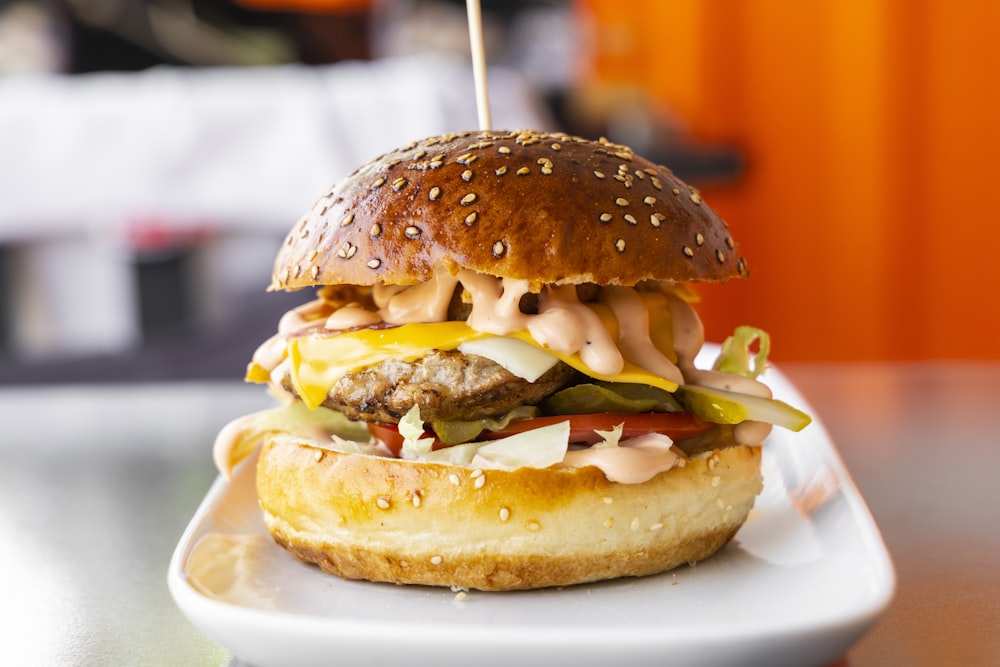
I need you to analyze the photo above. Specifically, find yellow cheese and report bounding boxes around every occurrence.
[288,322,482,408]
[284,321,678,410]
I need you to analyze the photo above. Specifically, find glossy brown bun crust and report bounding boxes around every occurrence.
[270,130,748,291]
[257,434,763,591]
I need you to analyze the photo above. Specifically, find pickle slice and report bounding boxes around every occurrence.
[677,384,812,431]
[541,382,683,415]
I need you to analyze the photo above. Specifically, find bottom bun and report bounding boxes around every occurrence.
[256,435,763,591]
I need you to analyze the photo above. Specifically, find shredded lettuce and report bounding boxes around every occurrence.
[593,422,624,449]
[714,325,771,379]
[470,421,571,470]
[255,401,371,440]
[399,405,435,456]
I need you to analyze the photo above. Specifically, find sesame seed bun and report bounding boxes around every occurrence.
[256,434,762,591]
[270,130,748,290]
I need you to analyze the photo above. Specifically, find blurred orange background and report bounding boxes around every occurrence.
[576,0,1000,362]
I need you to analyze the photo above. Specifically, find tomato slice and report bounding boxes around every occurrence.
[368,422,408,457]
[369,412,712,457]
[476,412,712,445]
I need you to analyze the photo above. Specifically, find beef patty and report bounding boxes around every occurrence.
[283,350,578,424]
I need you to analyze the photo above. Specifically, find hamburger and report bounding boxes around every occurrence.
[213,129,810,591]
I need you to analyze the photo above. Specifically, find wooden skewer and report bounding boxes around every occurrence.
[466,0,492,131]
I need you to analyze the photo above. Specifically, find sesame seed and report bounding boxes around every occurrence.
[457,153,478,164]
[615,197,629,207]
[711,476,721,487]
[516,167,530,176]
[346,245,357,259]
[431,555,443,565]
[310,266,319,279]
[602,497,614,504]
[495,166,508,176]
[498,146,512,154]
[292,263,302,278]
[314,450,324,462]
[404,226,421,239]
[340,213,354,227]
[615,238,626,253]
[308,249,319,262]
[470,469,483,478]
[624,214,637,225]
[369,223,381,237]
[650,522,664,531]
[376,496,391,510]
[367,258,381,269]
[650,214,664,227]
[672,188,681,196]
[683,246,695,257]
[541,166,553,175]
[614,150,632,161]
[603,517,614,528]
[634,170,646,180]
[411,491,422,507]
[526,520,541,532]
[462,169,474,182]
[492,241,506,257]
[499,507,510,522]
[461,193,477,205]
[630,517,640,531]
[696,233,705,245]
[429,186,441,201]
[643,196,656,205]
[716,249,726,263]
[337,242,352,258]
[372,177,386,189]
[391,177,407,191]
[599,213,613,223]
[690,190,703,204]
[644,168,657,176]
[726,236,735,249]
[551,143,562,150]
[651,178,663,190]
[465,212,478,225]
[449,473,460,486]
[414,149,427,159]
[594,170,606,179]
[474,475,486,489]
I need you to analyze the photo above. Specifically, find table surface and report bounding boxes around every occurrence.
[1,362,997,666]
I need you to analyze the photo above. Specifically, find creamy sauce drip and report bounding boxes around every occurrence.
[601,286,684,385]
[561,434,683,483]
[379,265,459,324]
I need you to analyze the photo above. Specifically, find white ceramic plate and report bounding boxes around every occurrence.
[169,363,895,667]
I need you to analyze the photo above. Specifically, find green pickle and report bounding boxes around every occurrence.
[541,382,683,415]
[677,384,812,431]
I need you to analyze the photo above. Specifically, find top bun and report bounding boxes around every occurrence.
[270,130,748,290]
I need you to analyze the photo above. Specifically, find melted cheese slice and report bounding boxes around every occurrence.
[281,322,679,410]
